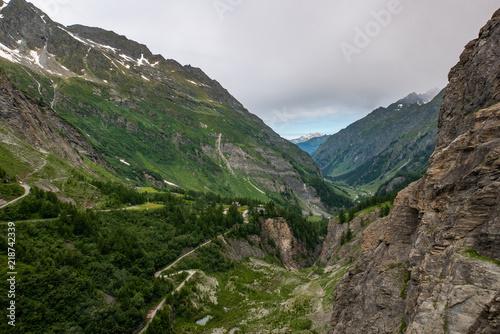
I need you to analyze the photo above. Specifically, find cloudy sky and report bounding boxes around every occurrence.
[29,0,500,139]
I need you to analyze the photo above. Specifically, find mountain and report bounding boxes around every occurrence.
[0,0,349,212]
[290,133,326,144]
[327,8,500,333]
[313,89,444,191]
[420,87,441,103]
[295,134,331,155]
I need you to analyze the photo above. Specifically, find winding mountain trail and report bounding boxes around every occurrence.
[155,239,213,278]
[140,231,230,333]
[137,270,198,334]
[142,226,237,333]
[0,184,31,209]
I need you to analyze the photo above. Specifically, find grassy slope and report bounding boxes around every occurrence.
[314,92,444,193]
[170,257,349,333]
[0,56,332,208]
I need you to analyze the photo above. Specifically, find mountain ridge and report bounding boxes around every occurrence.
[290,133,327,144]
[294,134,331,155]
[0,0,349,212]
[313,88,444,191]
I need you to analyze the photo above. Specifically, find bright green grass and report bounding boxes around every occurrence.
[137,187,160,193]
[307,215,325,223]
[361,201,393,215]
[0,145,32,177]
[461,249,500,266]
[131,203,164,210]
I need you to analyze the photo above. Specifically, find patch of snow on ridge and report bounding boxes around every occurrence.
[141,75,150,81]
[91,41,118,52]
[40,15,46,23]
[164,180,180,187]
[0,0,9,11]
[58,27,88,44]
[58,27,119,53]
[137,54,149,66]
[119,159,131,166]
[120,54,135,62]
[30,50,42,67]
[186,79,209,87]
[0,43,22,63]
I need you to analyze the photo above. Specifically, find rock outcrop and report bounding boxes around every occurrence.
[318,209,382,267]
[260,218,320,269]
[0,70,103,170]
[329,8,500,334]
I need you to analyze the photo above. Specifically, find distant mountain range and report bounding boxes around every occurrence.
[292,134,331,155]
[290,133,327,144]
[0,0,350,212]
[313,89,444,191]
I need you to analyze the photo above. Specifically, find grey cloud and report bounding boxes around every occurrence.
[30,0,500,136]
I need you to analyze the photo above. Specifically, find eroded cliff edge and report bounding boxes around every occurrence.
[329,8,500,334]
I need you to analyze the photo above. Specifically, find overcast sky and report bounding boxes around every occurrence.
[28,0,500,139]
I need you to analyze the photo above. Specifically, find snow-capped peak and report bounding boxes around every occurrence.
[290,133,325,144]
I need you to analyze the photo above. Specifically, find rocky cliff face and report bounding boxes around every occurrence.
[328,8,500,334]
[260,218,320,269]
[0,69,103,172]
[318,209,381,268]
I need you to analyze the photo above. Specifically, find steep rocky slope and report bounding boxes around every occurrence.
[313,90,444,190]
[0,0,348,211]
[0,70,101,167]
[328,8,500,334]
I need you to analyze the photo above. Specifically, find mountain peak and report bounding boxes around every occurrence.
[420,87,441,103]
[290,133,326,144]
[0,0,54,50]
[396,88,442,108]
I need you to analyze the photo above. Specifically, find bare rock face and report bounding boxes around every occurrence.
[318,209,381,267]
[436,9,500,150]
[261,218,320,269]
[0,70,104,171]
[329,9,500,334]
[223,236,266,262]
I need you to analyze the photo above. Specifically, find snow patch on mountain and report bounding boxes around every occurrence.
[164,180,180,188]
[0,0,9,12]
[290,133,325,144]
[119,159,131,166]
[58,27,119,53]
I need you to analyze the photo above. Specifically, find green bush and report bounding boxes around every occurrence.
[290,317,312,330]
